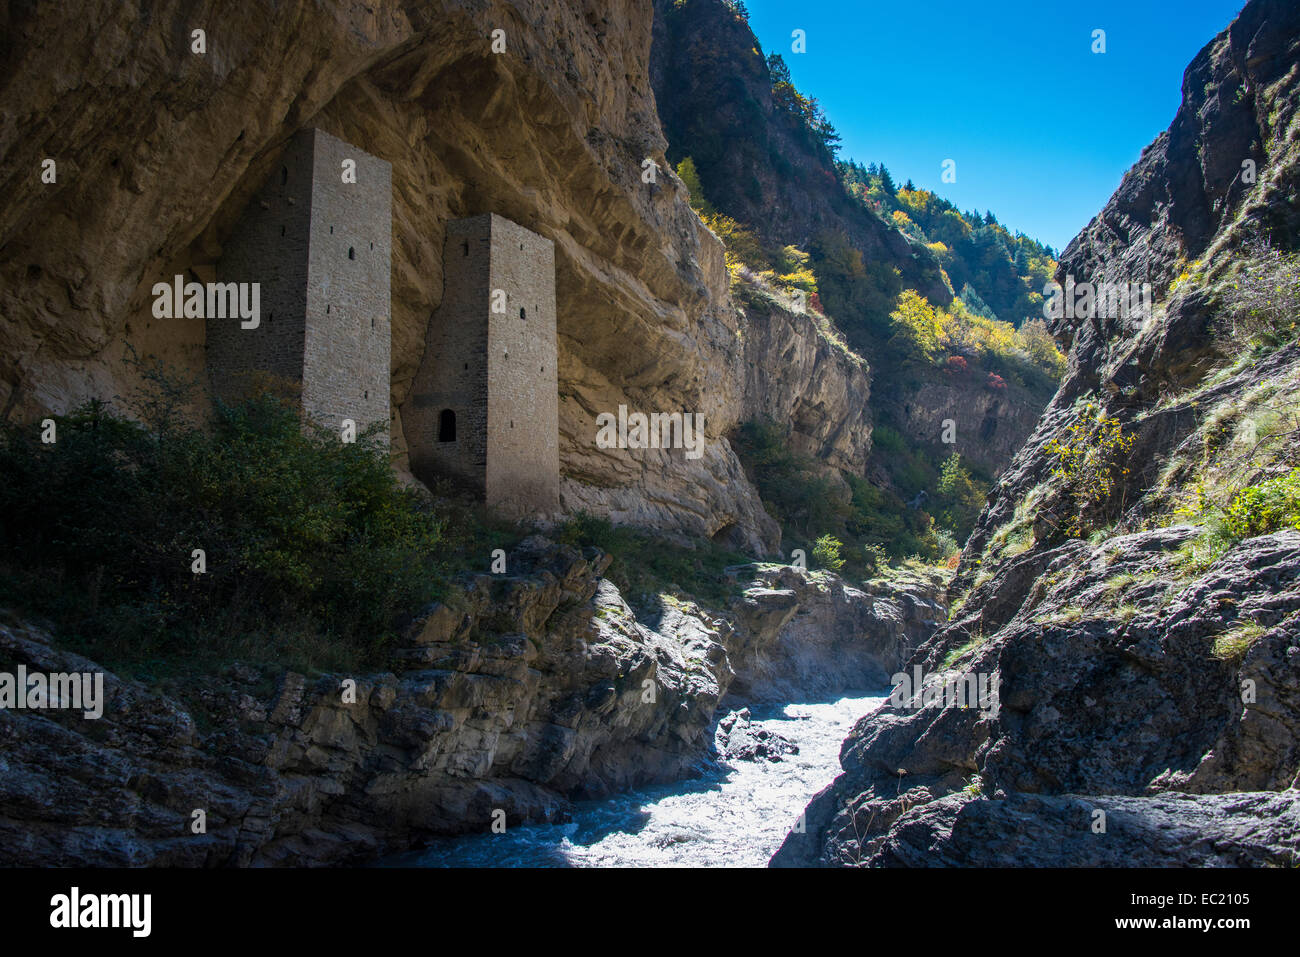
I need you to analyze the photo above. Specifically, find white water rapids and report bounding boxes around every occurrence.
[395,691,887,868]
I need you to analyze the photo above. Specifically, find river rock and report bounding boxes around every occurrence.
[715,708,797,763]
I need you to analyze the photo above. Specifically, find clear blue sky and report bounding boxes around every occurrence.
[742,0,1246,252]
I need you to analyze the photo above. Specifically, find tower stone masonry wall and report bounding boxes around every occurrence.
[405,213,560,517]
[209,134,313,395]
[406,218,492,493]
[212,128,391,443]
[486,215,560,517]
[214,133,555,516]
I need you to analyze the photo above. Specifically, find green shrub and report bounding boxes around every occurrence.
[1041,404,1135,537]
[1221,468,1300,540]
[933,452,984,537]
[1217,240,1300,349]
[862,542,889,573]
[871,424,906,454]
[675,156,714,216]
[0,390,444,675]
[812,534,845,572]
[932,528,960,560]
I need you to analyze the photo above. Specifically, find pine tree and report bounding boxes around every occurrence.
[766,52,791,86]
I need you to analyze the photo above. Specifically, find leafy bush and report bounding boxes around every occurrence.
[1040,404,1136,537]
[769,244,819,301]
[889,289,945,359]
[933,453,985,537]
[703,210,770,271]
[1017,318,1067,377]
[862,542,889,574]
[871,424,907,454]
[1217,239,1300,349]
[1221,468,1300,540]
[675,156,714,216]
[0,388,443,675]
[887,290,1065,381]
[933,528,960,559]
[812,534,845,572]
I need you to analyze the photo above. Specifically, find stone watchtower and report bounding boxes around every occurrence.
[404,214,560,517]
[210,128,392,441]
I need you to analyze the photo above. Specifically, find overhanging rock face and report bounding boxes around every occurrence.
[0,0,862,555]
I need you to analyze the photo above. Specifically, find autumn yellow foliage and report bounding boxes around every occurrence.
[889,290,1066,376]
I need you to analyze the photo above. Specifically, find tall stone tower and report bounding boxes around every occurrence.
[210,128,391,442]
[404,214,560,517]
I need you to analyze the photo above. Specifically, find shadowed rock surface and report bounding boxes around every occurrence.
[0,540,934,865]
[848,791,1300,867]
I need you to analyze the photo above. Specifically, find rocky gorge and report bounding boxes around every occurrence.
[2,0,1296,872]
[0,0,1041,867]
[774,0,1300,868]
[0,538,942,866]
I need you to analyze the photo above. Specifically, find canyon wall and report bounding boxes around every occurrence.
[0,0,882,554]
[777,0,1300,867]
[649,0,1051,490]
[649,0,949,299]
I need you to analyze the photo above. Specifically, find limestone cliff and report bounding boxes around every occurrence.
[649,0,1052,494]
[777,0,1300,867]
[0,0,879,554]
